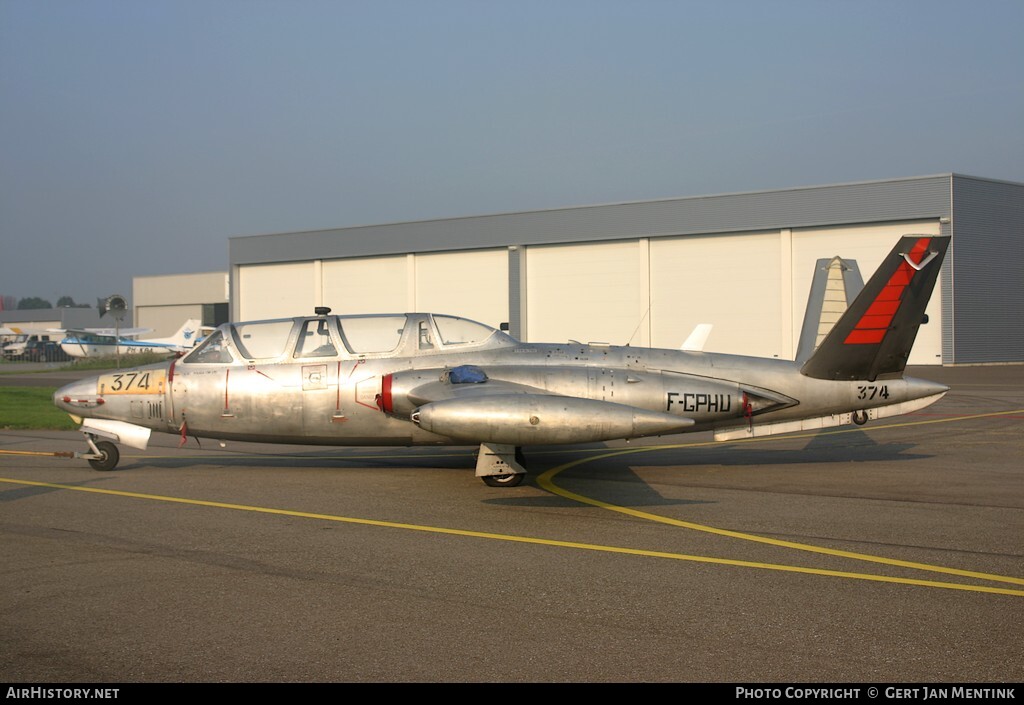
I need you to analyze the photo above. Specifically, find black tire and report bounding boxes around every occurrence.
[88,441,120,471]
[482,473,524,488]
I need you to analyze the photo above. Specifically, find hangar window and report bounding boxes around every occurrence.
[338,315,406,354]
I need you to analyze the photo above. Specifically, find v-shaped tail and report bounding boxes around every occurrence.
[800,235,949,382]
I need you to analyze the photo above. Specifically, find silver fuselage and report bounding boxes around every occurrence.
[54,313,947,448]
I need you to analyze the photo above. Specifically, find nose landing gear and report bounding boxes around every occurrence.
[84,435,120,471]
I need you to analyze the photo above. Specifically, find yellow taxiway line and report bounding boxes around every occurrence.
[1,408,1021,596]
[537,408,1024,590]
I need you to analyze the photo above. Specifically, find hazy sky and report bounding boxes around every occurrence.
[2,0,1022,308]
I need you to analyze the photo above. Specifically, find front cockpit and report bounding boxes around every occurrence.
[181,311,518,366]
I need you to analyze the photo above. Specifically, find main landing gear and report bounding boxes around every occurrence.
[476,443,527,487]
[482,473,524,487]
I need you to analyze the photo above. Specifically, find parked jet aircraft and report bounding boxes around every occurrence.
[54,236,950,486]
[57,319,208,359]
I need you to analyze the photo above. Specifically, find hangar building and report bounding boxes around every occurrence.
[132,271,229,336]
[0,308,103,332]
[228,174,1024,365]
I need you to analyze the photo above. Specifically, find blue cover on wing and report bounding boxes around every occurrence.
[448,365,488,384]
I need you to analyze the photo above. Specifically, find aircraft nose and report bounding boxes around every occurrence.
[53,377,102,414]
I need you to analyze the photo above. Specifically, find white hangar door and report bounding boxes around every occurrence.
[322,255,409,314]
[649,233,785,359]
[320,250,509,326]
[136,306,202,339]
[525,241,646,345]
[237,262,317,320]
[415,250,509,330]
[791,221,943,365]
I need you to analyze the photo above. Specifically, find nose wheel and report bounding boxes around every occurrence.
[85,436,120,471]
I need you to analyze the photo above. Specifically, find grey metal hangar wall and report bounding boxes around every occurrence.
[229,174,1024,365]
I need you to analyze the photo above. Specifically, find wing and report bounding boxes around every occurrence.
[57,326,155,338]
[7,327,56,335]
[383,364,694,445]
[84,327,154,338]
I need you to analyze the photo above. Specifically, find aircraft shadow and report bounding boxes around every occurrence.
[119,446,478,472]
[486,429,931,508]
[111,429,930,510]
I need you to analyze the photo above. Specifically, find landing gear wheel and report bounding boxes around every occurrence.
[482,473,524,488]
[88,441,120,471]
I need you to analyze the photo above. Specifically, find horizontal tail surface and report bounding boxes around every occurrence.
[800,235,949,382]
[795,256,864,364]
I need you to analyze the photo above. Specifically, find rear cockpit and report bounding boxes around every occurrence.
[181,311,517,365]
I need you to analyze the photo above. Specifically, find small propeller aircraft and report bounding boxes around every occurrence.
[54,236,950,487]
[56,319,208,359]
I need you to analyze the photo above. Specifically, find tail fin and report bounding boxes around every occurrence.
[800,235,949,382]
[794,255,864,364]
[169,319,203,346]
[681,323,714,352]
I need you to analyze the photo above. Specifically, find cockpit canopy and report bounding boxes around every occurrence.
[181,313,516,365]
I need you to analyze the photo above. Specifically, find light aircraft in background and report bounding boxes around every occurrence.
[54,236,950,487]
[56,319,209,359]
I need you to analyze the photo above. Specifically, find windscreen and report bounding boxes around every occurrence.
[182,329,233,364]
[432,315,496,346]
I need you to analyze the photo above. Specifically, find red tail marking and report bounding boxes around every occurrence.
[865,300,900,317]
[906,238,931,266]
[844,237,932,345]
[845,329,886,345]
